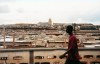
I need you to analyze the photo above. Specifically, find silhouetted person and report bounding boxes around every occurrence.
[59,25,81,64]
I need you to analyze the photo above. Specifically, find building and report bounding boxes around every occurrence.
[0,48,100,64]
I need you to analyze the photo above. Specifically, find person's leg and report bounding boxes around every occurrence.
[65,59,74,64]
[74,60,82,64]
[65,60,82,64]
[65,59,82,64]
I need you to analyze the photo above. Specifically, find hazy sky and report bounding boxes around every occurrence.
[0,0,100,25]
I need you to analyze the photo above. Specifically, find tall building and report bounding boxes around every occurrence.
[48,18,53,26]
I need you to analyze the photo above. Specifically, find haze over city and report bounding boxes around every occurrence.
[0,1,100,64]
[0,0,100,25]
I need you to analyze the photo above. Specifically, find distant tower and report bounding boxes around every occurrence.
[48,18,53,26]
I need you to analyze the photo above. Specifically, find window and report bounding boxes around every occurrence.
[96,55,100,58]
[84,55,93,58]
[47,55,57,59]
[35,56,44,59]
[13,56,23,60]
[0,57,8,60]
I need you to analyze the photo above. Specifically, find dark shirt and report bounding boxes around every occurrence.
[68,34,80,60]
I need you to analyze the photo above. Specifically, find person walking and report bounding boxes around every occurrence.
[59,25,81,64]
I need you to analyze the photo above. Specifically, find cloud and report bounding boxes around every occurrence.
[0,0,100,25]
[0,5,10,13]
[16,8,24,13]
[0,0,16,3]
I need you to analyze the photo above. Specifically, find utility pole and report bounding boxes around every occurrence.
[29,51,34,64]
[3,27,6,49]
[12,33,15,48]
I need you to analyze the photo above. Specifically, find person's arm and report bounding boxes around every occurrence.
[59,51,67,59]
[59,49,71,59]
[59,37,75,59]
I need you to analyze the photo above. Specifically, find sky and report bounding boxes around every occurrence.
[0,0,100,25]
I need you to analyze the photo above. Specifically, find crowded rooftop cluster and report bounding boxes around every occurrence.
[0,19,100,48]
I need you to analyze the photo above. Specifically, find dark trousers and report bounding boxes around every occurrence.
[65,59,81,64]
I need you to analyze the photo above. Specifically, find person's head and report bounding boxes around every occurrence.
[66,25,73,34]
